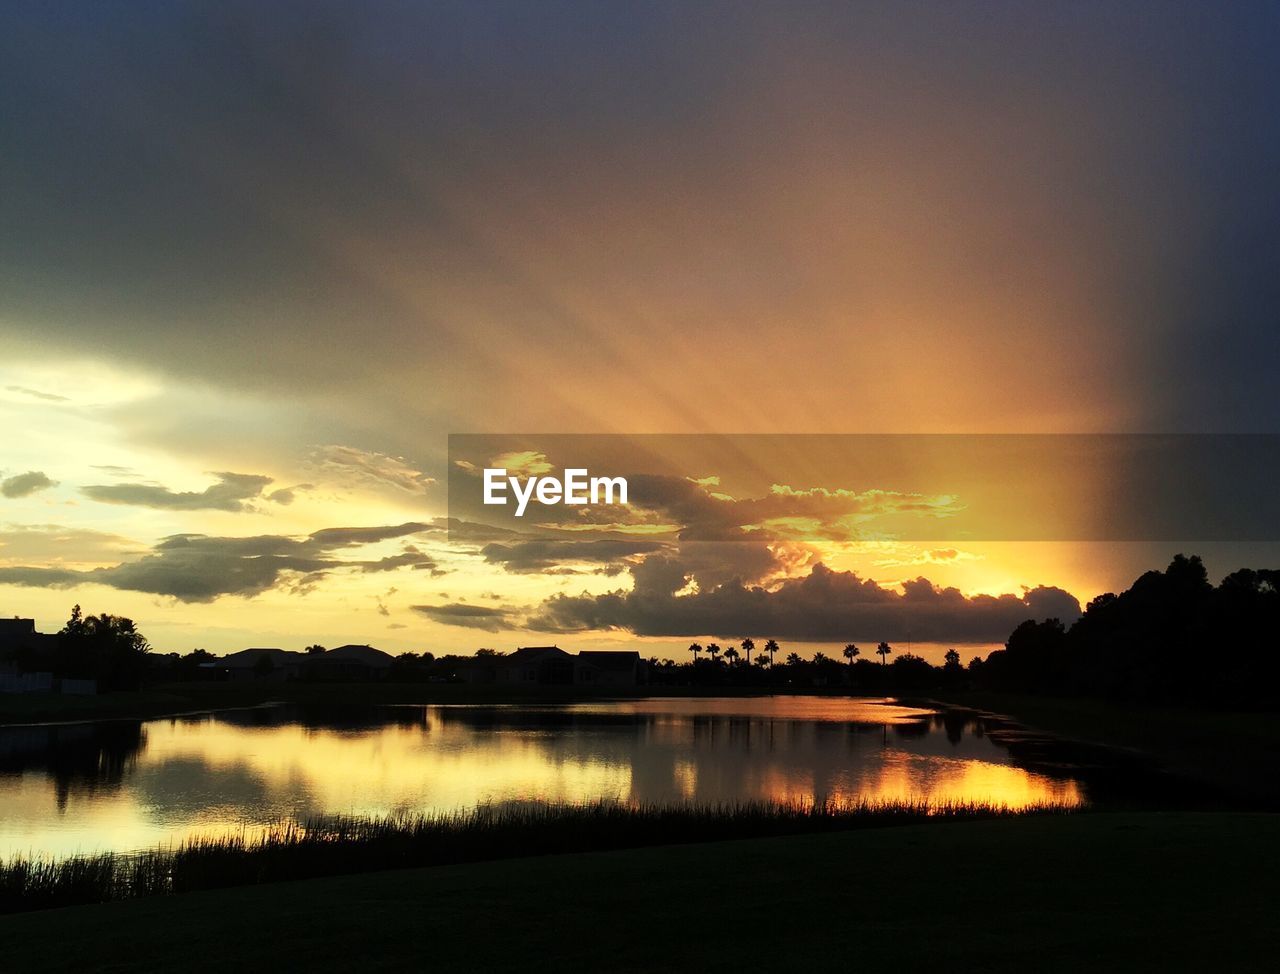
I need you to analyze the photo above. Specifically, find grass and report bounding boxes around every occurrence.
[0,798,1069,914]
[1,812,1277,973]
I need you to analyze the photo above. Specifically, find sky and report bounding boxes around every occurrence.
[2,1,1279,660]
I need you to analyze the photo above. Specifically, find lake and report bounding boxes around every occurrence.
[0,695,1092,860]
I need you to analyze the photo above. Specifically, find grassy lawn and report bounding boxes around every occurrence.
[3,812,1277,973]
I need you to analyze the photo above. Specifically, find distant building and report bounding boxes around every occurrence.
[299,644,394,681]
[0,617,60,693]
[495,646,646,687]
[0,617,57,658]
[497,646,576,685]
[218,648,301,682]
[575,651,646,687]
[212,644,396,682]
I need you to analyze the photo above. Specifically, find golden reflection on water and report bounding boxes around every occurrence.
[0,697,1083,859]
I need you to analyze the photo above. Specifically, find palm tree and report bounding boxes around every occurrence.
[740,637,755,667]
[724,645,740,666]
[707,642,721,664]
[843,643,860,668]
[764,639,779,668]
[876,641,892,666]
[755,654,769,667]
[689,642,703,663]
[785,652,803,666]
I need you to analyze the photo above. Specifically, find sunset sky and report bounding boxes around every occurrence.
[2,1,1279,660]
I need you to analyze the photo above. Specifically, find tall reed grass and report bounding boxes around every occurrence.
[1,798,1075,914]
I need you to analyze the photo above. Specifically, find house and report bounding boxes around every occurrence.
[218,648,303,681]
[496,646,576,685]
[299,644,394,681]
[574,651,646,687]
[212,644,396,682]
[0,618,59,693]
[495,647,646,687]
[0,617,57,659]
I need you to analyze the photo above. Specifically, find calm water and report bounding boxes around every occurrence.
[0,696,1088,859]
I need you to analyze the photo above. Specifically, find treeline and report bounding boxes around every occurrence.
[978,554,1280,708]
[645,641,964,692]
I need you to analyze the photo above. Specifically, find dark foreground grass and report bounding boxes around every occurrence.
[1,812,1277,974]
[0,799,1068,914]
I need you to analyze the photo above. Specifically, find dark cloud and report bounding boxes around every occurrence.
[3,1,1276,437]
[0,566,82,587]
[412,602,516,633]
[0,521,438,602]
[308,523,429,547]
[1,471,56,498]
[82,472,274,512]
[481,539,669,573]
[527,561,1081,644]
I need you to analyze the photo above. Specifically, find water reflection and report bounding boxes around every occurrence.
[0,696,1088,859]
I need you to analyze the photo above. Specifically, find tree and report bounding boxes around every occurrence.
[764,639,780,668]
[943,648,962,674]
[688,642,703,663]
[706,642,722,663]
[57,605,150,691]
[724,646,740,666]
[305,644,327,655]
[876,641,893,666]
[755,654,769,667]
[843,643,860,667]
[740,638,755,667]
[785,652,803,666]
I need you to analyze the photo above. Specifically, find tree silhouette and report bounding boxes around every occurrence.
[785,652,803,666]
[740,637,755,667]
[688,642,703,663]
[755,654,769,667]
[765,639,779,668]
[724,645,740,666]
[876,641,893,666]
[57,604,150,691]
[706,642,721,663]
[843,643,860,668]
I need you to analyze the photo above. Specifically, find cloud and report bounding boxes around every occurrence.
[488,451,553,477]
[0,521,438,602]
[1,471,57,498]
[5,385,68,402]
[526,558,1081,644]
[266,485,311,505]
[0,524,146,565]
[81,471,274,512]
[412,602,517,632]
[480,539,669,573]
[310,445,435,494]
[461,470,966,544]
